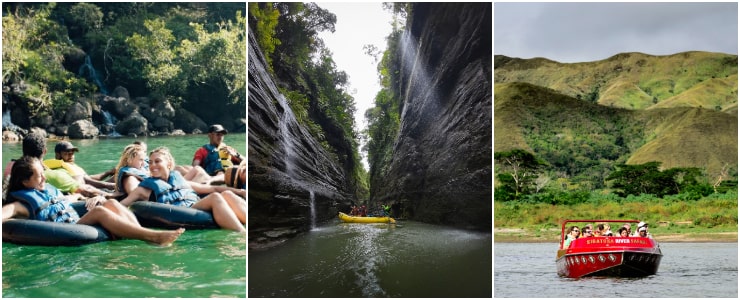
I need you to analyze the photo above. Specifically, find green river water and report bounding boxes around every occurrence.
[2,133,246,297]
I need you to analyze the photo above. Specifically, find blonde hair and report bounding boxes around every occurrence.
[114,144,146,191]
[149,146,176,170]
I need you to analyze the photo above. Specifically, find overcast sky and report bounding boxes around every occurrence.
[494,2,738,63]
[316,2,395,169]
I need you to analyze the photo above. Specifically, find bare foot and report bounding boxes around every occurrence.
[151,228,186,246]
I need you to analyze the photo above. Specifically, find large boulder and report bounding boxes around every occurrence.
[100,95,137,119]
[64,101,92,124]
[173,108,207,133]
[110,86,130,102]
[116,111,148,136]
[68,119,99,139]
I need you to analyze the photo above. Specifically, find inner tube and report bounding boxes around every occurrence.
[129,201,219,230]
[2,202,111,246]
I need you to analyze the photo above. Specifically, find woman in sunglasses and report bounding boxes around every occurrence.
[563,226,581,248]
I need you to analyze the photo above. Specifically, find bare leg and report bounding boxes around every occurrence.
[102,199,139,225]
[221,191,246,224]
[176,165,211,184]
[191,193,245,232]
[78,206,185,245]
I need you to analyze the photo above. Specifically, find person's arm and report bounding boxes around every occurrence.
[2,202,30,221]
[192,147,206,167]
[119,186,151,207]
[84,176,116,190]
[88,167,116,181]
[189,181,246,198]
[223,146,243,164]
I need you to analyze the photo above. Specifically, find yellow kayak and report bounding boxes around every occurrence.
[338,212,396,224]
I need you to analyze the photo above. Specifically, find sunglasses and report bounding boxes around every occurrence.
[585,230,593,233]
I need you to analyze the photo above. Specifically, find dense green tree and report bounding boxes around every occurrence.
[494,149,548,198]
[606,162,709,197]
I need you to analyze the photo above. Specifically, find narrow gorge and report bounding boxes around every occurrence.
[247,2,492,249]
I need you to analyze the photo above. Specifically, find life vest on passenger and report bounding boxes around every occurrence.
[43,159,86,177]
[138,171,198,207]
[116,166,149,192]
[201,144,233,175]
[8,183,79,223]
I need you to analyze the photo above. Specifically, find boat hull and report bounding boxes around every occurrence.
[556,237,662,278]
[557,251,662,278]
[338,212,396,223]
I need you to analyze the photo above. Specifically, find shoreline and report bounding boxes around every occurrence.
[494,229,738,243]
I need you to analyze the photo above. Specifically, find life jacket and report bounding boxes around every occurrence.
[43,159,86,177]
[8,183,80,223]
[202,144,233,175]
[138,171,198,207]
[116,166,149,192]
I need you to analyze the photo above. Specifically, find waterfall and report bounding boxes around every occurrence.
[79,55,108,95]
[398,30,439,122]
[2,110,20,131]
[102,110,122,137]
[309,190,316,230]
[276,94,299,179]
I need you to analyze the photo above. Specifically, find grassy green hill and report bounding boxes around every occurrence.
[494,82,737,188]
[495,51,738,112]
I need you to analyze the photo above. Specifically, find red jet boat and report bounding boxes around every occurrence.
[556,219,662,278]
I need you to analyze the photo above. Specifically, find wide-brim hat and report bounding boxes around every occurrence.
[55,141,79,153]
[208,124,228,134]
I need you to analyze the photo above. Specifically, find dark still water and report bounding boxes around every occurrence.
[248,221,492,297]
[494,242,737,297]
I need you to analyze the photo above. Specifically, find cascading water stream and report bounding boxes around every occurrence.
[102,110,122,137]
[309,190,316,230]
[276,94,298,179]
[2,110,20,132]
[398,30,438,121]
[79,55,108,95]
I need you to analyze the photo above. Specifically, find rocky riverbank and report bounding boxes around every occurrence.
[3,84,246,142]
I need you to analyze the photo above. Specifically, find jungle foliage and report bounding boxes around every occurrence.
[2,2,246,123]
[248,2,368,199]
[364,3,408,189]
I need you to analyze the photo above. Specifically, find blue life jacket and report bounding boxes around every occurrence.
[8,183,79,223]
[116,166,149,192]
[201,144,234,175]
[138,171,198,207]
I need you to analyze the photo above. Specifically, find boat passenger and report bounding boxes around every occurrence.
[382,203,391,217]
[563,226,580,248]
[622,223,632,236]
[582,224,594,238]
[618,227,629,237]
[119,147,246,232]
[602,223,614,236]
[633,221,648,237]
[113,144,150,195]
[2,156,185,246]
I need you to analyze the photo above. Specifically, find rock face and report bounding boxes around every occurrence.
[371,3,492,231]
[248,29,354,249]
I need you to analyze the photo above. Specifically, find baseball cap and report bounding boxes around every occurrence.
[637,221,647,228]
[55,141,79,153]
[208,124,228,134]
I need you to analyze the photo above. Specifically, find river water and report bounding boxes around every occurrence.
[248,221,492,297]
[494,242,738,297]
[2,134,246,297]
